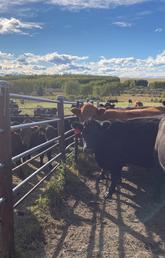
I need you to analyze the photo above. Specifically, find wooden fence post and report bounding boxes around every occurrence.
[57,99,65,161]
[0,81,14,258]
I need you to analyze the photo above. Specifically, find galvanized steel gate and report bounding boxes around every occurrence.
[0,81,79,258]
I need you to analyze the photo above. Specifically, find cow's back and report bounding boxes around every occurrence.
[95,117,160,169]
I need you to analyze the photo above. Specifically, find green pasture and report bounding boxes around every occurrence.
[14,94,163,117]
[15,99,73,116]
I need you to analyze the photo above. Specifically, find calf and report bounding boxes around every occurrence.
[74,118,163,199]
[11,130,25,178]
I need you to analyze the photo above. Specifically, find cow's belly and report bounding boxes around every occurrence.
[95,148,155,171]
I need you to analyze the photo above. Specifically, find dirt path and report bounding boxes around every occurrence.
[15,154,165,258]
[15,155,165,258]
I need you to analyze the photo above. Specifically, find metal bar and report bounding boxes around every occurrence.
[65,134,75,142]
[12,136,60,162]
[12,142,59,172]
[11,118,60,131]
[13,163,60,208]
[0,80,15,257]
[64,115,76,120]
[0,163,5,169]
[64,129,74,136]
[0,197,5,205]
[13,152,62,194]
[63,100,77,105]
[65,141,75,151]
[10,93,59,104]
[57,100,65,160]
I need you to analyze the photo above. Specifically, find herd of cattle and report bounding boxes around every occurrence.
[11,116,77,177]
[11,101,165,201]
[71,103,165,200]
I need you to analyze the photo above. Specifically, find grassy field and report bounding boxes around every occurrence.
[120,77,165,83]
[13,94,163,117]
[14,99,73,116]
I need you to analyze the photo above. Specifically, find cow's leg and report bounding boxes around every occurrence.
[105,168,121,199]
[40,154,44,166]
[47,150,52,161]
[46,150,53,169]
[154,167,164,201]
[15,160,25,179]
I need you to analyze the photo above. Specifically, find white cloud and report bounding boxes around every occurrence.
[16,52,88,64]
[155,27,163,33]
[0,51,13,59]
[0,17,42,34]
[112,21,132,27]
[1,50,165,77]
[0,0,150,12]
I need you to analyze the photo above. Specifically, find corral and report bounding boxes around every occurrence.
[0,81,80,258]
[0,81,165,258]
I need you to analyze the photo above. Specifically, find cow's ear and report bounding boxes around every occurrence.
[71,107,81,117]
[97,108,106,116]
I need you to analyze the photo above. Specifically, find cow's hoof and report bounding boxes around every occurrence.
[104,192,112,200]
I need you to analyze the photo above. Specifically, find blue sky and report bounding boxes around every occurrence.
[0,0,165,77]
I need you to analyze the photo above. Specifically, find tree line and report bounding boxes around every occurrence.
[1,75,164,98]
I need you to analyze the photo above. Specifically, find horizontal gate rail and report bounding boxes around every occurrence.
[12,142,59,172]
[64,115,76,120]
[13,162,60,208]
[63,100,77,105]
[10,93,60,103]
[64,129,74,136]
[65,141,75,150]
[13,152,62,194]
[11,118,60,131]
[12,136,60,162]
[65,134,75,142]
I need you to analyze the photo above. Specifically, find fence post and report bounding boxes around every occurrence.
[0,81,14,258]
[57,99,65,161]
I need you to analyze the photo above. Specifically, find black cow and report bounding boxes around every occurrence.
[48,116,79,147]
[11,130,26,178]
[74,117,163,199]
[45,125,58,160]
[154,117,165,172]
[30,126,48,165]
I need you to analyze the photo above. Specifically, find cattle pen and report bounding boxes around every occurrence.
[0,81,80,258]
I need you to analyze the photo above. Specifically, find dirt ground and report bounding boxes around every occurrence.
[14,153,165,258]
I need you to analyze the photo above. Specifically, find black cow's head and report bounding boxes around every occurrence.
[72,120,111,153]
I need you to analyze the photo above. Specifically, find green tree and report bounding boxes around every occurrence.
[64,80,80,96]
